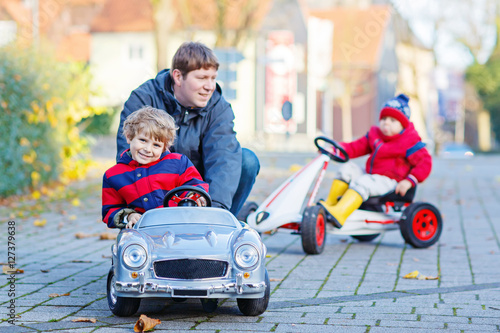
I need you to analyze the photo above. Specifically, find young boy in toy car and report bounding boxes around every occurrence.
[102,106,208,229]
[319,93,432,228]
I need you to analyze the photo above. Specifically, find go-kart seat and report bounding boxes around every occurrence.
[359,186,416,212]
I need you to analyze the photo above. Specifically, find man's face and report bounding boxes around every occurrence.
[172,67,217,108]
[126,131,165,165]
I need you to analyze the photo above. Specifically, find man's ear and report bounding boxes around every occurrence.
[172,69,183,86]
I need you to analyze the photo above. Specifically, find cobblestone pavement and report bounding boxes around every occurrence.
[1,145,500,332]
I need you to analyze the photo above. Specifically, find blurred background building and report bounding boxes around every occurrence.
[1,0,496,153]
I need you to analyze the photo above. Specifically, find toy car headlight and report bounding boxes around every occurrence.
[123,244,147,269]
[235,244,259,269]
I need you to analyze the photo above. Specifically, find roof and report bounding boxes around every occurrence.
[90,0,154,32]
[56,32,91,61]
[309,5,392,68]
[91,0,271,33]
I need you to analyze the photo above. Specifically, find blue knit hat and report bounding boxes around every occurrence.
[380,93,411,128]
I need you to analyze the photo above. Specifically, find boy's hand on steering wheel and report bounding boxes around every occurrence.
[126,212,142,229]
[395,179,412,196]
[196,197,207,207]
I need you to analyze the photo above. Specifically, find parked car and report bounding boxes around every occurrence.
[106,186,270,317]
[439,143,474,159]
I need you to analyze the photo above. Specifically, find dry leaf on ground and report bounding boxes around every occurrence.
[49,292,70,298]
[99,232,117,240]
[269,278,282,282]
[134,314,161,332]
[72,317,97,323]
[2,266,24,274]
[71,260,92,263]
[75,232,98,239]
[33,219,47,227]
[403,270,439,280]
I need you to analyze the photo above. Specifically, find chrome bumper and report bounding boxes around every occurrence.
[115,273,266,298]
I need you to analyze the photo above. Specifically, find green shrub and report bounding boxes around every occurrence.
[0,44,105,197]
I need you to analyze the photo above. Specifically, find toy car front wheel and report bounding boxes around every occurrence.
[237,269,270,316]
[399,202,442,248]
[301,206,327,254]
[107,268,141,317]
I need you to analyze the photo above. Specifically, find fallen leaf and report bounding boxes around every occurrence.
[69,215,77,220]
[72,317,97,323]
[403,270,419,279]
[412,258,420,262]
[2,266,24,274]
[33,219,47,227]
[40,269,50,273]
[99,232,117,240]
[269,278,282,282]
[134,314,161,332]
[71,198,81,207]
[265,255,272,258]
[71,260,92,263]
[49,292,70,298]
[403,270,439,280]
[75,232,98,239]
[102,255,112,259]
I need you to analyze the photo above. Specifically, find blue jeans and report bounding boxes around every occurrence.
[230,148,260,215]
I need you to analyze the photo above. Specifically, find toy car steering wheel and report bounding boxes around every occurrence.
[163,185,212,207]
[314,136,349,163]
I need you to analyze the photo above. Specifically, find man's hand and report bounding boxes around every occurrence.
[395,179,412,196]
[126,212,142,229]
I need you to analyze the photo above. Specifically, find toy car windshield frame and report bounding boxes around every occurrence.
[135,207,241,229]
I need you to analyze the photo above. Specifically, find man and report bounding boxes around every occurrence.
[116,41,259,215]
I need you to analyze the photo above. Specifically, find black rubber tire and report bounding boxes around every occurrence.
[351,234,380,242]
[399,202,443,248]
[200,299,218,313]
[237,269,270,316]
[301,206,327,254]
[236,201,259,222]
[107,268,141,317]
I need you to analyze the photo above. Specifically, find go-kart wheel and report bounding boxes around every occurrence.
[314,136,349,163]
[301,206,327,254]
[237,269,270,316]
[163,185,212,207]
[399,202,442,248]
[236,201,258,222]
[351,234,380,242]
[107,268,141,317]
[200,299,218,313]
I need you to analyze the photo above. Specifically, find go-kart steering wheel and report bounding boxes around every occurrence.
[163,185,212,207]
[314,136,349,163]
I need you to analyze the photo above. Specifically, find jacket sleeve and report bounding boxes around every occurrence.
[201,103,242,210]
[177,155,210,193]
[405,142,432,186]
[102,174,130,228]
[116,86,154,162]
[341,133,372,159]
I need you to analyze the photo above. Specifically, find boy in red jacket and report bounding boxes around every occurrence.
[319,94,432,228]
[102,106,208,229]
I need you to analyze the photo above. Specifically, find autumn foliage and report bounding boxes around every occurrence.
[0,44,105,197]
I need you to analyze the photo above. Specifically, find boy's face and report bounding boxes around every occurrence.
[172,67,217,108]
[126,131,165,165]
[379,116,404,137]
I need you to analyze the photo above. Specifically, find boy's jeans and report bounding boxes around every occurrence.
[230,148,260,216]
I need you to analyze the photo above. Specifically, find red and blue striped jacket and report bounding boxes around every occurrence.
[102,150,208,228]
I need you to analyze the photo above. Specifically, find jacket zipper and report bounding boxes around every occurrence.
[369,140,383,174]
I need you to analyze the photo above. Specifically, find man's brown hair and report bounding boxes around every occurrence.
[171,42,219,78]
[123,106,178,149]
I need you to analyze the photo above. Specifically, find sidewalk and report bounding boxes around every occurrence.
[1,137,500,332]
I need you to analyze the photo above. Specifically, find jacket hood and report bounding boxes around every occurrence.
[153,69,224,121]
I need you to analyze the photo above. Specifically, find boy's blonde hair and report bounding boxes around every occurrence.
[123,106,178,149]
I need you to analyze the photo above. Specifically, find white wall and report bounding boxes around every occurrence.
[90,31,157,107]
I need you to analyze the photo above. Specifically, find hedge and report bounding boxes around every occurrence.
[0,44,105,197]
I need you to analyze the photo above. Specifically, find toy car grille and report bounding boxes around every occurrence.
[154,259,228,279]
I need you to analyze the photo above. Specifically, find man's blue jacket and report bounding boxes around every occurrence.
[116,69,242,210]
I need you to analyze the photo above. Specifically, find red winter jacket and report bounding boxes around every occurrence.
[102,150,208,228]
[341,123,432,186]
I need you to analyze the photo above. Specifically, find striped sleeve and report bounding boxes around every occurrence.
[102,173,128,228]
[177,155,209,192]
